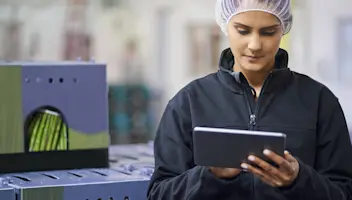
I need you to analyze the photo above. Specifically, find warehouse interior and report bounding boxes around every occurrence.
[0,0,350,199]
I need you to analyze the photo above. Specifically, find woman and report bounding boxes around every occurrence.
[147,0,352,199]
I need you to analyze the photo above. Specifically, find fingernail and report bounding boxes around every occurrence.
[248,155,255,161]
[285,150,290,154]
[263,149,271,155]
[241,163,248,169]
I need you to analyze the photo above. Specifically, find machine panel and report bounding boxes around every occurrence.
[0,183,15,200]
[2,168,149,200]
[0,62,110,173]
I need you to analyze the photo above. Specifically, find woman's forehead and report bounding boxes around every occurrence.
[230,11,281,28]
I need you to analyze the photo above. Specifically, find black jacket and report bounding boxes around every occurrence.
[147,48,352,200]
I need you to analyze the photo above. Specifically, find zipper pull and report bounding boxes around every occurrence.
[250,114,256,127]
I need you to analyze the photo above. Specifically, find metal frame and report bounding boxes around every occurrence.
[2,169,149,200]
[0,143,155,200]
[0,184,15,200]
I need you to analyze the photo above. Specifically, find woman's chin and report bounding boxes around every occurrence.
[241,64,268,73]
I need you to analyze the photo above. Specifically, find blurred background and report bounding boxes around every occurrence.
[0,0,350,144]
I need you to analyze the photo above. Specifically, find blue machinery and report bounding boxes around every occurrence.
[0,62,155,200]
[0,143,154,200]
[0,184,14,200]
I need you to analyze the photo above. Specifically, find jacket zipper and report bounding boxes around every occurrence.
[244,93,255,130]
[243,73,272,200]
[245,73,272,131]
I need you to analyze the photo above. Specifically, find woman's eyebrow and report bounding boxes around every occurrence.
[233,22,251,28]
[233,22,280,29]
[261,24,281,29]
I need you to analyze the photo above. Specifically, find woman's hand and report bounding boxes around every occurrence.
[241,150,299,187]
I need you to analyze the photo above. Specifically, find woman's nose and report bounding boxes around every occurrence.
[248,35,262,52]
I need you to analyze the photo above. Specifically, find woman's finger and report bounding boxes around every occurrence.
[264,149,293,173]
[241,163,281,186]
[247,155,285,179]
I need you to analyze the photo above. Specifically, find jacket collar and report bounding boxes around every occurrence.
[217,48,292,94]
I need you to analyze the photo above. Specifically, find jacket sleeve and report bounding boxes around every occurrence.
[280,87,352,200]
[146,90,250,200]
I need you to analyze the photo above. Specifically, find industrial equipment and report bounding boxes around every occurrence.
[0,61,109,173]
[0,143,154,200]
[2,168,149,200]
[0,183,15,200]
[0,61,155,199]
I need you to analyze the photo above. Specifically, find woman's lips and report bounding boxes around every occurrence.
[244,55,264,62]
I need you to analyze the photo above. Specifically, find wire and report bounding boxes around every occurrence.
[28,109,68,152]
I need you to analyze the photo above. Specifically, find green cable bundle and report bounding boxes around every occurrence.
[28,109,68,152]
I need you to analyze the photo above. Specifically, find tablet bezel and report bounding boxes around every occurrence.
[192,126,287,168]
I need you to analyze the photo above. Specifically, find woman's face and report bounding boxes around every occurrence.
[227,11,283,73]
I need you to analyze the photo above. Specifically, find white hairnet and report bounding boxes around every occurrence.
[215,0,293,35]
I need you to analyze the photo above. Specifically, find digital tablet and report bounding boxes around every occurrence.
[192,127,286,168]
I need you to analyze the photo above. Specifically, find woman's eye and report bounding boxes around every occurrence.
[237,29,249,35]
[261,31,276,36]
